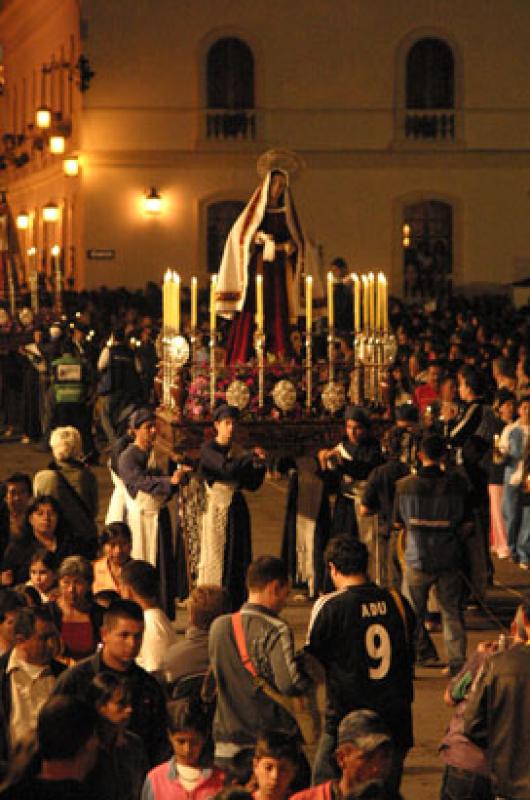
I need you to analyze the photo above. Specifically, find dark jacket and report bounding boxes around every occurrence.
[464,644,530,800]
[306,583,415,748]
[52,650,169,766]
[394,465,469,572]
[362,459,410,530]
[208,603,311,753]
[0,649,66,770]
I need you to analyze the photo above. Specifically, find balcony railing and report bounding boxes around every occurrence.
[404,109,455,141]
[206,110,256,140]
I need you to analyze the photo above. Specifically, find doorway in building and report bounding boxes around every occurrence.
[402,200,452,301]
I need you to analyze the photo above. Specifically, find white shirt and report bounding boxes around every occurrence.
[7,649,56,749]
[136,607,178,673]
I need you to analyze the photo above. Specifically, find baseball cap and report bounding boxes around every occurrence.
[337,710,392,752]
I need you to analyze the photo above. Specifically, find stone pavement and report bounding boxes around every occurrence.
[3,437,530,799]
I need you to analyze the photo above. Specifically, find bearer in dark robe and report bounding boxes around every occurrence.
[317,406,383,539]
[118,407,191,617]
[281,455,332,599]
[197,404,267,610]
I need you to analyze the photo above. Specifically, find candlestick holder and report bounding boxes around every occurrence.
[190,329,198,383]
[162,329,190,414]
[327,327,336,383]
[305,330,313,411]
[254,330,266,409]
[351,330,363,405]
[209,333,217,411]
[356,329,397,405]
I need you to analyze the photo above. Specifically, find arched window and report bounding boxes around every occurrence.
[205,38,255,140]
[402,200,452,300]
[207,200,245,273]
[405,38,455,141]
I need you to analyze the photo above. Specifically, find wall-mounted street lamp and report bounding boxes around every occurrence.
[35,106,52,129]
[63,156,79,176]
[43,202,60,223]
[143,187,162,215]
[49,135,66,155]
[16,211,29,230]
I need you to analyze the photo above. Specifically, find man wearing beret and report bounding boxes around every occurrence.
[318,406,383,540]
[197,404,266,609]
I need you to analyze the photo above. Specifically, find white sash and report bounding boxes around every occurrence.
[123,489,166,566]
[197,482,236,586]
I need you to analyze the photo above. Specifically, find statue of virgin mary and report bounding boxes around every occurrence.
[216,167,321,364]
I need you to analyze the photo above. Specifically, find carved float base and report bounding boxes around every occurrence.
[155,407,344,460]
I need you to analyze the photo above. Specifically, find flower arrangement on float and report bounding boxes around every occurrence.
[183,359,348,422]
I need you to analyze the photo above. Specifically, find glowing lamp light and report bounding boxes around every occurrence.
[27,246,37,257]
[402,223,411,237]
[16,212,29,230]
[143,187,162,215]
[63,156,79,177]
[49,135,66,155]
[403,237,411,248]
[50,244,61,257]
[35,106,52,129]
[43,202,60,223]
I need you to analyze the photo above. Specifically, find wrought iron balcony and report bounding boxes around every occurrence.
[404,109,455,141]
[206,109,256,140]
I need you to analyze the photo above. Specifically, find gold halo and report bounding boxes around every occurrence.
[257,149,305,181]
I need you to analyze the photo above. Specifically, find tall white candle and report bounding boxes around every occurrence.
[368,272,375,331]
[210,275,217,333]
[327,271,334,329]
[191,276,198,330]
[305,275,313,332]
[173,271,181,333]
[163,269,172,330]
[362,275,369,331]
[352,273,360,332]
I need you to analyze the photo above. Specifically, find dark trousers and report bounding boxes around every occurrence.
[440,765,493,800]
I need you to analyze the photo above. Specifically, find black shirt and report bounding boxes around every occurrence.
[199,440,265,491]
[306,582,415,748]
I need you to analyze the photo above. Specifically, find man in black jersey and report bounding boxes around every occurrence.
[305,536,415,798]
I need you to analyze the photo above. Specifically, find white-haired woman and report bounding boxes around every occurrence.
[33,426,99,558]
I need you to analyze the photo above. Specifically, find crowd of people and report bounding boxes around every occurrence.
[0,283,527,799]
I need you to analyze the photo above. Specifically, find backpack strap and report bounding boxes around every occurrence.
[231,612,257,678]
[389,588,409,645]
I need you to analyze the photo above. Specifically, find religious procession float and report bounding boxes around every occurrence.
[156,155,396,460]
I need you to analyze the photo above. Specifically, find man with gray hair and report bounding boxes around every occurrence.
[290,710,394,800]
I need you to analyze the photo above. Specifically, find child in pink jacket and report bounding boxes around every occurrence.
[142,699,224,800]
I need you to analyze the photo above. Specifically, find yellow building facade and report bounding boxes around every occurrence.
[1,0,530,296]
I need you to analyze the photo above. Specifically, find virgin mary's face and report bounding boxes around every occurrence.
[269,173,286,204]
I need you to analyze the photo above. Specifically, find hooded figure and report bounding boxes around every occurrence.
[217,169,322,364]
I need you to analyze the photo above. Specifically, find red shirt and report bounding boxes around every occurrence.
[413,383,440,414]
